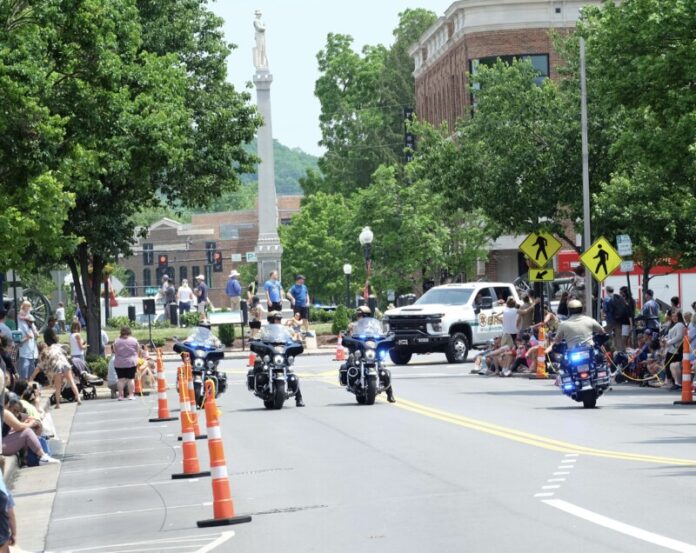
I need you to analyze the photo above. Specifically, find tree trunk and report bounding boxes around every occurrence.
[66,245,105,358]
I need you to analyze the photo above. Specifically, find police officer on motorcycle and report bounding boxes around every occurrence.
[249,311,305,407]
[554,299,604,348]
[342,306,396,403]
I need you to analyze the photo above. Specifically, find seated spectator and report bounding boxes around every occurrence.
[137,345,157,390]
[285,312,303,341]
[508,334,532,375]
[0,457,17,550]
[19,382,57,439]
[2,394,59,464]
[0,338,16,391]
[474,337,501,375]
[645,338,666,387]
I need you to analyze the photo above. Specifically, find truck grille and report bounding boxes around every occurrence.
[387,316,439,333]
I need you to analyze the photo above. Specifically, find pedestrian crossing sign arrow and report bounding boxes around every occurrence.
[519,231,562,268]
[580,236,622,282]
[529,268,555,282]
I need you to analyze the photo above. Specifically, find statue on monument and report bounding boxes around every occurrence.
[253,10,268,70]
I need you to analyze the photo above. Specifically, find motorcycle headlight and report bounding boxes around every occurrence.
[194,350,205,358]
[206,360,215,369]
[365,349,376,361]
[287,356,295,365]
[273,354,284,366]
[194,359,205,369]
[263,355,271,363]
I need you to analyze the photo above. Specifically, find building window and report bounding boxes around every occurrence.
[143,243,153,265]
[280,218,292,225]
[179,266,188,284]
[143,268,151,288]
[125,270,136,297]
[205,265,213,288]
[470,54,549,86]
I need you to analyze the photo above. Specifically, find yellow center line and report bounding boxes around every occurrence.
[394,397,696,466]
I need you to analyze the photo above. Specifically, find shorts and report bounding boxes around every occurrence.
[197,302,207,314]
[115,366,137,379]
[249,320,261,330]
[293,305,309,320]
[501,334,515,348]
[621,324,631,337]
[269,301,282,312]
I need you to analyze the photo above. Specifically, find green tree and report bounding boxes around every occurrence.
[27,0,260,352]
[279,192,353,302]
[310,9,436,195]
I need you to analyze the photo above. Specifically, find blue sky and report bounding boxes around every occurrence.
[210,1,453,156]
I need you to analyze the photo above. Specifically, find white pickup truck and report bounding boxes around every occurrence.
[382,282,521,365]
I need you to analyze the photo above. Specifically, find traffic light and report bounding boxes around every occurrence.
[158,254,168,268]
[213,250,223,272]
[206,241,216,264]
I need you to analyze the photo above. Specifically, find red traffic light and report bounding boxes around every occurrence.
[158,254,168,267]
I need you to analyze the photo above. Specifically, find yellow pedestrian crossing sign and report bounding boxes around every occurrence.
[519,231,562,267]
[529,268,555,282]
[580,237,622,282]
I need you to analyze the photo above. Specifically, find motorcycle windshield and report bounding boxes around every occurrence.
[353,318,384,338]
[186,326,216,347]
[259,324,295,344]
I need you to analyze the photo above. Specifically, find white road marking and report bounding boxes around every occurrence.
[557,465,575,470]
[69,425,167,436]
[195,531,236,553]
[59,479,199,494]
[553,472,570,476]
[534,493,555,498]
[52,502,213,522]
[106,546,195,552]
[62,462,169,474]
[564,453,580,458]
[73,447,164,456]
[559,459,577,464]
[543,499,696,553]
[63,533,220,551]
[542,485,561,490]
[548,478,566,482]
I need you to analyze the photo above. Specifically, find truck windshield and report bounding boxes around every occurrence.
[414,288,473,306]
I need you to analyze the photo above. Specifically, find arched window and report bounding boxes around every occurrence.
[124,270,136,297]
[143,268,152,290]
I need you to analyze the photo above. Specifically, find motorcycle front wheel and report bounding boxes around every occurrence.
[365,376,377,405]
[272,381,286,410]
[581,389,597,408]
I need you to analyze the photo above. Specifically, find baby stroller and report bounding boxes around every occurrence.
[49,357,103,404]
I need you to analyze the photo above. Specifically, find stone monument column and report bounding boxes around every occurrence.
[252,10,283,282]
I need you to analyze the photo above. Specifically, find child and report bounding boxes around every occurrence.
[508,335,530,375]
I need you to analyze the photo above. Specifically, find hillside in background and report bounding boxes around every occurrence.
[132,140,318,228]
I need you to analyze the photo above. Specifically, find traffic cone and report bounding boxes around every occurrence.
[334,334,346,361]
[247,352,256,367]
[529,326,552,379]
[177,357,206,441]
[172,365,211,480]
[149,349,177,422]
[197,381,252,527]
[674,333,695,405]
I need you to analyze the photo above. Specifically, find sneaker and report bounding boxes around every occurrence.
[39,455,60,465]
[502,368,512,377]
[128,395,135,401]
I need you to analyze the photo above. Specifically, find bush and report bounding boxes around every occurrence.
[180,311,200,327]
[107,316,131,329]
[86,355,108,380]
[152,338,166,348]
[218,324,235,347]
[153,319,171,329]
[332,305,350,335]
[309,307,323,323]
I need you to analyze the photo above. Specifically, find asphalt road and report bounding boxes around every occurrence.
[45,353,696,553]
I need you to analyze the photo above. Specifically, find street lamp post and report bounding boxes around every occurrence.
[343,263,352,308]
[358,226,374,304]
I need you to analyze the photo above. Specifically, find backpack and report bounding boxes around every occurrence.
[612,295,629,323]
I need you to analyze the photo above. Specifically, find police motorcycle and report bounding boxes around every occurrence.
[552,333,611,408]
[173,323,227,408]
[340,316,395,405]
[247,321,304,409]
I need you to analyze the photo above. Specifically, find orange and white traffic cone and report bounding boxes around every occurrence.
[178,355,206,441]
[529,326,551,379]
[247,351,256,367]
[197,381,251,527]
[334,334,346,361]
[674,333,695,405]
[149,349,177,422]
[172,365,211,480]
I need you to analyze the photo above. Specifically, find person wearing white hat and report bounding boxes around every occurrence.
[555,299,604,348]
[225,270,242,311]
[194,274,209,315]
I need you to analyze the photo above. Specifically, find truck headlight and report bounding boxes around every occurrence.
[432,322,443,332]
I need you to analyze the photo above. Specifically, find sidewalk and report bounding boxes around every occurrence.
[8,395,77,552]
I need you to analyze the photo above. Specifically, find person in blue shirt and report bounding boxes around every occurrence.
[225,270,242,311]
[641,289,660,331]
[263,271,283,321]
[194,275,209,316]
[287,274,310,332]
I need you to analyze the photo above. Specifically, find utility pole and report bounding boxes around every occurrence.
[580,38,593,317]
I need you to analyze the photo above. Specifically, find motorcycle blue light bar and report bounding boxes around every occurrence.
[569,350,590,363]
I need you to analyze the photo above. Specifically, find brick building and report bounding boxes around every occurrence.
[118,197,301,308]
[409,0,597,281]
